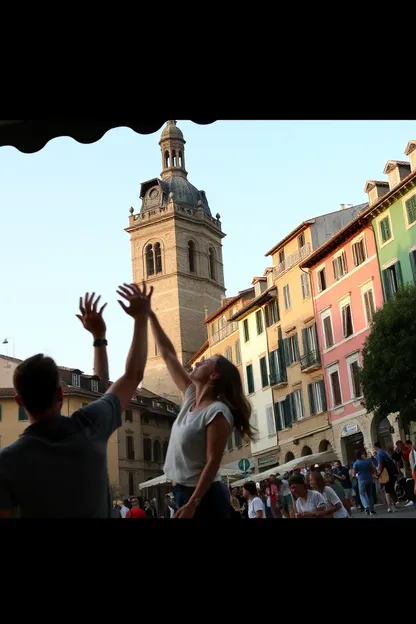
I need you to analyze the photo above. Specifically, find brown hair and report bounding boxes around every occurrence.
[213,355,255,441]
[13,354,60,414]
[310,470,325,493]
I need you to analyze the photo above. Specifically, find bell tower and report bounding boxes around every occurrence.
[126,121,226,404]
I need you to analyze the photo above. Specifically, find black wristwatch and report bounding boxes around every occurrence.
[93,338,108,347]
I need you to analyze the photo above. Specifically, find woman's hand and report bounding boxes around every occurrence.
[117,282,153,320]
[174,502,197,519]
[76,292,107,339]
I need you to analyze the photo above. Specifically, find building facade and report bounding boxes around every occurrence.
[126,120,226,404]
[264,206,364,464]
[188,289,255,469]
[301,219,384,464]
[230,276,280,472]
[0,354,178,504]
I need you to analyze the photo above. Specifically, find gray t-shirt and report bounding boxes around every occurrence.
[164,384,234,487]
[0,393,121,518]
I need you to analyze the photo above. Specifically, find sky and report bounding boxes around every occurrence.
[0,120,414,380]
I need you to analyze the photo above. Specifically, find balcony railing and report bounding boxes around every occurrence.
[210,321,238,345]
[300,349,321,371]
[273,242,311,279]
[269,371,287,386]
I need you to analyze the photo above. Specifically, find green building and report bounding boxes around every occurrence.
[363,142,416,300]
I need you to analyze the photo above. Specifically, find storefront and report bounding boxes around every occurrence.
[341,423,365,464]
[256,452,279,474]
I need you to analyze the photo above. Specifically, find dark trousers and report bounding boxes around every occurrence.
[173,481,232,519]
[405,478,416,503]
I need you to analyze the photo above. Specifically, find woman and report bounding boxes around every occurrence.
[150,306,254,519]
[127,498,147,518]
[289,473,327,518]
[324,472,347,508]
[230,488,242,519]
[281,472,295,518]
[266,474,281,518]
[243,481,266,518]
[309,471,349,518]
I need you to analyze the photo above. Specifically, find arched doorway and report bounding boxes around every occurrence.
[341,423,365,464]
[319,439,331,453]
[377,418,393,451]
[285,451,295,462]
[301,446,312,457]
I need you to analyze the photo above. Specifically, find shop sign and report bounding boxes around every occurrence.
[258,454,278,468]
[341,423,359,437]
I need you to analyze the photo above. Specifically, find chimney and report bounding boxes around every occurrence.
[364,180,390,206]
[252,276,267,298]
[405,140,416,173]
[383,160,411,190]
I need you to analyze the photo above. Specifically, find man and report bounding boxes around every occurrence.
[127,498,147,518]
[332,460,354,515]
[404,440,416,505]
[0,283,153,518]
[164,494,177,518]
[374,441,398,513]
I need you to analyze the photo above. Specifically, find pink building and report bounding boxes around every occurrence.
[301,218,384,464]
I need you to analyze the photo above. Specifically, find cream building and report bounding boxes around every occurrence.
[126,120,226,404]
[188,289,255,469]
[230,275,280,472]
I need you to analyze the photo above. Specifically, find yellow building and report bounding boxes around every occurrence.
[188,289,255,469]
[264,207,364,463]
[0,355,178,505]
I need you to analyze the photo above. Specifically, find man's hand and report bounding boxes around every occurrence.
[117,282,153,319]
[76,293,107,340]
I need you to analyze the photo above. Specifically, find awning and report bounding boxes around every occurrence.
[231,450,338,488]
[138,465,242,491]
[0,119,217,154]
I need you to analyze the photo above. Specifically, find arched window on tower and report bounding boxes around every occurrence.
[145,244,155,277]
[188,240,196,273]
[154,242,162,274]
[179,150,183,167]
[164,150,170,168]
[208,247,216,280]
[172,150,177,167]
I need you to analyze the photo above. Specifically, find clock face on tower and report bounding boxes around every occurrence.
[149,188,159,199]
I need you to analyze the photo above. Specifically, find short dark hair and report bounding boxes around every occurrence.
[243,481,257,497]
[355,450,362,460]
[405,439,413,446]
[289,473,305,487]
[374,441,381,449]
[13,354,60,414]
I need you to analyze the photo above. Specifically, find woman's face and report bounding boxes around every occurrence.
[290,483,305,499]
[189,356,219,383]
[310,474,319,490]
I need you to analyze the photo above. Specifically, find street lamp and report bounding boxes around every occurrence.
[2,337,15,357]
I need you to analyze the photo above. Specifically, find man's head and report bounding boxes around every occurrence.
[334,460,342,469]
[405,439,413,449]
[288,473,307,499]
[396,440,404,450]
[374,441,382,451]
[13,354,62,420]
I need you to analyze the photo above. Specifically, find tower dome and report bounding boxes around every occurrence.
[160,120,184,140]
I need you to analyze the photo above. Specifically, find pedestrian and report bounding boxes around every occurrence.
[163,495,177,518]
[404,440,416,505]
[127,498,147,518]
[230,487,242,519]
[120,498,132,518]
[150,306,254,519]
[309,471,349,518]
[352,450,376,516]
[374,441,398,513]
[111,501,122,519]
[0,284,152,519]
[243,481,266,518]
[281,472,295,518]
[289,473,327,518]
[144,499,156,518]
[266,474,281,518]
[324,472,347,507]
[332,460,354,515]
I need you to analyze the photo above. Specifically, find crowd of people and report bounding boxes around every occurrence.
[0,280,414,519]
[227,442,416,519]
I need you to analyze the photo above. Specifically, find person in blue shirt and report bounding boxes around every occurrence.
[374,441,398,513]
[352,450,376,516]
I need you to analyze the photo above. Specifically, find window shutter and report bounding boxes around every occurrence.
[364,291,371,325]
[319,380,328,412]
[282,338,289,367]
[313,322,320,356]
[352,244,357,267]
[302,327,309,356]
[294,334,300,361]
[308,384,316,416]
[274,403,282,432]
[332,258,337,280]
[342,306,347,337]
[406,196,416,224]
[410,250,416,283]
[394,261,403,289]
[382,269,392,301]
[289,393,297,422]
